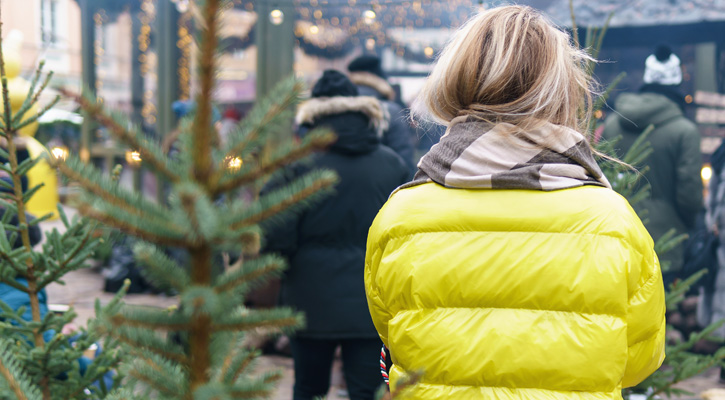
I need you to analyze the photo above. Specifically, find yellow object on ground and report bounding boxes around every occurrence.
[0,31,58,218]
[24,137,58,219]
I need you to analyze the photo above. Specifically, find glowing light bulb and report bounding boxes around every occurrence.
[269,9,284,25]
[226,156,243,171]
[366,38,376,51]
[424,46,434,58]
[126,150,142,166]
[702,165,713,182]
[309,25,320,34]
[50,146,69,161]
[173,0,189,13]
[364,10,377,25]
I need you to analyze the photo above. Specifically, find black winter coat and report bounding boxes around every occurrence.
[349,72,416,177]
[264,96,409,338]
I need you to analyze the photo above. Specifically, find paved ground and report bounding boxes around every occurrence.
[39,210,725,399]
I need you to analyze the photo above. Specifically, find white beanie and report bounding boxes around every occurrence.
[643,53,682,85]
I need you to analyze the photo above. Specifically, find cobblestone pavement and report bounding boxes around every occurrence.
[39,211,724,400]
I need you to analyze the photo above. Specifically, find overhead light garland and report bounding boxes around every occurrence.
[139,0,157,126]
[177,10,193,101]
[94,10,108,94]
[220,0,481,60]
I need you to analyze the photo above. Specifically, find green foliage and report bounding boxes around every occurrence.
[58,0,338,398]
[0,23,126,399]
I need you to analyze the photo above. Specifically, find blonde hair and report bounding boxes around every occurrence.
[413,5,595,132]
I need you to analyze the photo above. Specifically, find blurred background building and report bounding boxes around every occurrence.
[0,0,723,174]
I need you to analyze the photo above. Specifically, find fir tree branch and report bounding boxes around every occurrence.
[128,369,181,398]
[133,242,190,292]
[229,170,338,230]
[109,310,189,331]
[588,72,626,133]
[58,157,180,234]
[0,247,26,275]
[0,24,48,398]
[59,88,180,183]
[57,159,160,220]
[0,276,31,293]
[219,346,257,384]
[214,254,285,294]
[11,63,52,125]
[36,226,95,289]
[0,338,42,400]
[213,316,300,332]
[213,310,301,333]
[0,357,30,400]
[569,0,579,48]
[13,95,60,132]
[228,372,282,397]
[592,13,614,63]
[102,324,188,365]
[76,203,190,248]
[213,130,336,195]
[221,78,303,164]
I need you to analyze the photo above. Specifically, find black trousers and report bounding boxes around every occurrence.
[290,336,383,400]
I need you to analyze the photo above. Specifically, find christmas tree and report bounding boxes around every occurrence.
[0,4,126,399]
[58,0,338,398]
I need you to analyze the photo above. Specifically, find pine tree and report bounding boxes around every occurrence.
[58,0,338,398]
[569,2,725,397]
[0,4,126,399]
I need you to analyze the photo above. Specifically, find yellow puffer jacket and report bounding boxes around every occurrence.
[365,183,666,399]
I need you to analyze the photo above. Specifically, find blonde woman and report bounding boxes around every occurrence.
[364,6,665,399]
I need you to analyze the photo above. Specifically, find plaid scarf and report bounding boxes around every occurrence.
[399,116,611,192]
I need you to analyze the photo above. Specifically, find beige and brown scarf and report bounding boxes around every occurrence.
[398,116,611,192]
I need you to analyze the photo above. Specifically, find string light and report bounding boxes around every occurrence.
[270,9,285,25]
[702,164,713,182]
[93,11,107,93]
[51,146,69,161]
[178,11,193,101]
[365,38,376,50]
[171,0,190,13]
[139,0,157,125]
[309,25,320,34]
[363,9,376,25]
[424,46,434,57]
[226,156,243,171]
[126,150,142,167]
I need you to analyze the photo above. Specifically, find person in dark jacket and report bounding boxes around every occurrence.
[263,70,409,400]
[348,55,416,177]
[602,45,703,285]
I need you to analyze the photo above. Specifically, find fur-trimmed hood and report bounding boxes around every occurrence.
[296,96,390,135]
[296,96,391,155]
[348,72,396,101]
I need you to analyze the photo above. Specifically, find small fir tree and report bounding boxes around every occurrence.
[58,0,338,398]
[0,5,126,399]
[569,2,725,397]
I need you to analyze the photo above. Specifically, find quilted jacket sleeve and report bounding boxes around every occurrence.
[364,219,393,346]
[622,229,666,388]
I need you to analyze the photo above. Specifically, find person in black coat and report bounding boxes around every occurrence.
[348,55,416,177]
[263,70,409,400]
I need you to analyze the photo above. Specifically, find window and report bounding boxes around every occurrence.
[40,0,59,45]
